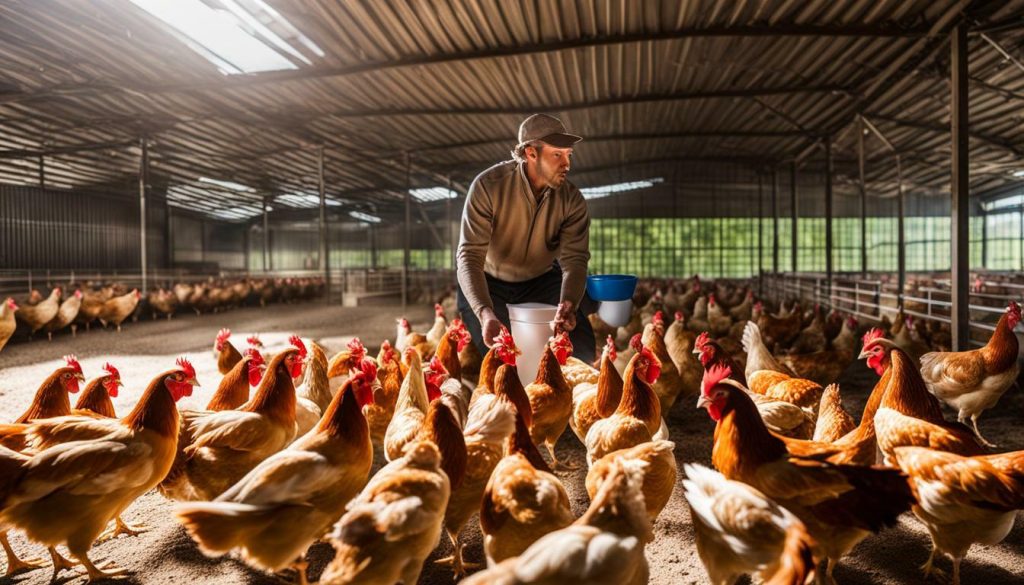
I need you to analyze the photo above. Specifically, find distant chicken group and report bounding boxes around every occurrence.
[1,279,1022,585]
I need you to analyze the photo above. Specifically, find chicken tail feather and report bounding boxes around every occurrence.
[174,502,275,556]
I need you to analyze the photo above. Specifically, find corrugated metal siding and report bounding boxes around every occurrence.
[0,184,168,270]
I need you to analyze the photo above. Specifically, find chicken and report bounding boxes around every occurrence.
[918,301,1021,447]
[0,358,197,581]
[559,339,601,390]
[682,462,816,585]
[664,311,697,373]
[643,312,687,412]
[474,326,521,399]
[480,411,573,565]
[417,399,468,494]
[585,334,667,466]
[0,298,18,354]
[587,440,677,523]
[294,342,332,436]
[524,333,575,469]
[728,290,755,322]
[891,446,1024,585]
[326,337,368,394]
[213,328,244,376]
[147,288,178,320]
[742,322,821,414]
[15,287,60,339]
[788,305,826,355]
[426,355,471,430]
[366,340,403,446]
[436,363,519,577]
[425,303,449,351]
[75,287,111,331]
[893,315,931,365]
[812,383,856,443]
[43,289,82,341]
[0,446,38,577]
[570,336,623,443]
[320,441,450,585]
[858,329,987,465]
[462,455,652,585]
[206,348,264,412]
[436,318,472,383]
[693,331,748,386]
[175,361,377,584]
[699,363,916,583]
[707,294,733,337]
[780,316,859,386]
[756,302,803,350]
[160,337,306,501]
[384,348,436,461]
[12,355,84,425]
[395,317,413,353]
[98,289,141,332]
[74,363,122,420]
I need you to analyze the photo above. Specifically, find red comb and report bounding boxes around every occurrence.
[629,333,644,353]
[428,355,447,375]
[244,347,264,364]
[653,311,664,326]
[495,327,516,351]
[356,358,378,384]
[862,328,885,346]
[695,331,710,350]
[347,337,366,360]
[1008,301,1020,314]
[102,362,120,380]
[702,363,732,396]
[216,328,231,350]
[63,355,82,374]
[434,303,444,317]
[176,356,196,380]
[289,335,307,359]
[674,311,683,322]
[604,335,617,362]
[246,334,262,347]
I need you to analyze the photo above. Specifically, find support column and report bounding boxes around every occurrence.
[951,23,970,351]
[757,173,764,294]
[138,136,148,295]
[896,155,906,310]
[858,117,868,275]
[446,175,455,276]
[980,208,988,268]
[790,162,798,272]
[772,167,779,274]
[402,153,411,313]
[318,146,330,304]
[824,138,834,300]
[262,196,270,272]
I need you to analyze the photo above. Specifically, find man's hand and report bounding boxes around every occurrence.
[552,300,577,335]
[480,307,504,348]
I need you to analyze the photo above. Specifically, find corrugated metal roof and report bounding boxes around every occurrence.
[0,0,1021,221]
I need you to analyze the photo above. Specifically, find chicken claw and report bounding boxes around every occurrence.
[434,553,481,579]
[920,547,949,583]
[80,556,128,583]
[2,532,44,576]
[968,416,998,449]
[48,547,78,582]
[97,517,149,542]
[548,446,580,471]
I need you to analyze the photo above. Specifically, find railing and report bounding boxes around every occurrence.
[763,272,1021,347]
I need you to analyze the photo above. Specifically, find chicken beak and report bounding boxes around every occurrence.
[857,348,870,360]
[118,379,125,388]
[76,372,86,383]
[189,377,201,388]
[692,346,701,355]
[696,395,711,410]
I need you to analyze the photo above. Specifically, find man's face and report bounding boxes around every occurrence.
[528,143,573,189]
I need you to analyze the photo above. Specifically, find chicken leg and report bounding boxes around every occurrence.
[920,545,947,581]
[97,516,149,542]
[969,414,997,449]
[434,531,480,578]
[545,443,579,471]
[48,546,78,582]
[2,531,44,576]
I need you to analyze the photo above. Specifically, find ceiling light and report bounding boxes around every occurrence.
[349,211,382,224]
[580,177,665,200]
[410,187,458,202]
[1013,170,1024,177]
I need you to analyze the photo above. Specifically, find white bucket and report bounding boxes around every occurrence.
[598,298,633,327]
[507,302,557,388]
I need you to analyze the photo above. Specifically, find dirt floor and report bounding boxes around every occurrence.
[1,301,1023,584]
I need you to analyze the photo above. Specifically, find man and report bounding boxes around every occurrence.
[457,113,596,364]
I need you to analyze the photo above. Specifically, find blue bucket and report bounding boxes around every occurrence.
[586,274,638,302]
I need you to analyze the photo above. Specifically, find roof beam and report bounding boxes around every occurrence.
[866,112,1023,156]
[0,140,135,159]
[409,129,809,153]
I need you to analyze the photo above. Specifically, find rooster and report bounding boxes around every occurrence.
[0,358,197,581]
[858,328,987,464]
[918,301,1021,447]
[463,455,653,585]
[525,333,575,469]
[15,287,60,339]
[320,441,450,585]
[891,446,1024,585]
[98,289,141,332]
[570,336,623,443]
[213,328,244,375]
[384,348,435,461]
[437,363,518,577]
[0,298,18,353]
[44,289,82,341]
[682,462,816,585]
[480,401,572,564]
[160,337,306,501]
[700,363,916,583]
[206,348,264,412]
[587,440,677,523]
[585,334,667,466]
[175,360,377,585]
[694,331,748,387]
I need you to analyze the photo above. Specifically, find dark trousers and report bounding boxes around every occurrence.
[458,266,597,364]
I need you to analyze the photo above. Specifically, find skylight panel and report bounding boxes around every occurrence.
[580,177,664,200]
[410,187,458,203]
[277,192,343,208]
[982,194,1024,212]
[349,211,382,224]
[129,0,305,74]
[198,176,255,192]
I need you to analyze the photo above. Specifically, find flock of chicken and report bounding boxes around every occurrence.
[0,276,1022,585]
[0,277,325,352]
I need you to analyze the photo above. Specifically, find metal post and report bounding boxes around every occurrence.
[951,23,970,351]
[772,167,779,274]
[402,153,411,313]
[858,116,868,275]
[790,162,798,272]
[896,155,906,310]
[138,136,148,296]
[757,172,764,294]
[318,146,330,304]
[38,155,45,188]
[446,175,454,276]
[262,196,270,272]
[980,207,987,268]
[824,137,834,301]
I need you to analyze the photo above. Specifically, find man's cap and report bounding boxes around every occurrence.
[518,114,582,148]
